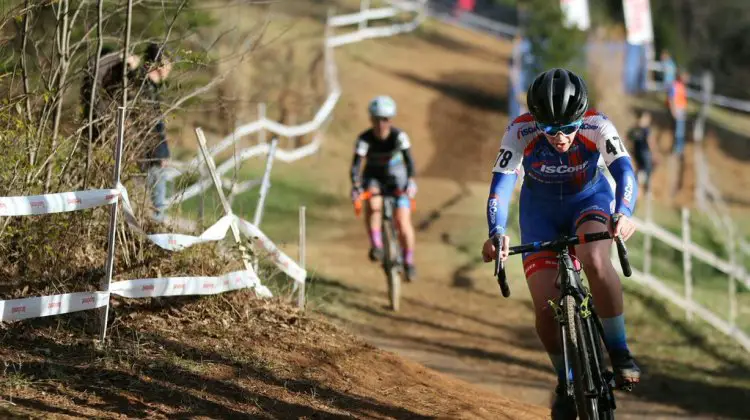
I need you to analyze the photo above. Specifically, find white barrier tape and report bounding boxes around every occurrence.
[228,179,262,195]
[327,18,422,48]
[166,178,215,207]
[0,271,272,323]
[119,183,230,249]
[390,0,425,11]
[0,188,120,217]
[117,182,306,284]
[329,7,399,27]
[712,95,750,113]
[110,269,272,299]
[170,90,342,180]
[236,217,306,284]
[0,291,109,322]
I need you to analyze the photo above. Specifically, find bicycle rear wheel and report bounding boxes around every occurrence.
[564,295,599,420]
[382,218,401,312]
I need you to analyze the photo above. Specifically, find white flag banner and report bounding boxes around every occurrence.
[560,0,590,30]
[622,0,654,45]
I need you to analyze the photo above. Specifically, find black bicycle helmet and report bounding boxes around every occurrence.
[526,68,589,125]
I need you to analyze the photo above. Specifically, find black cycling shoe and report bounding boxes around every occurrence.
[609,348,641,390]
[404,264,416,282]
[368,247,384,262]
[551,382,577,420]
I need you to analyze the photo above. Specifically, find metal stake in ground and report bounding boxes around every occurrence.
[99,106,126,344]
[253,136,279,228]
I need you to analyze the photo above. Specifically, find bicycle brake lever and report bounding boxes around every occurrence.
[493,236,510,298]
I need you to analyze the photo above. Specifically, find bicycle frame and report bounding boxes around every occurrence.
[380,196,402,272]
[493,231,632,419]
[553,245,617,415]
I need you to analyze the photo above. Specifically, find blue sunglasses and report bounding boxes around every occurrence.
[537,120,583,135]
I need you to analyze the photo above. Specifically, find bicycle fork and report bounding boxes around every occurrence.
[381,199,403,273]
[571,285,618,411]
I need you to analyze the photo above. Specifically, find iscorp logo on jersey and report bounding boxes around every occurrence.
[623,176,634,205]
[536,161,590,174]
[517,126,537,139]
[580,123,599,131]
[488,197,498,224]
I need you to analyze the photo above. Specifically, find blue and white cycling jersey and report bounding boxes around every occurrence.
[486,110,638,242]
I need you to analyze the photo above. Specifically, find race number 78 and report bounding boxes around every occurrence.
[494,148,513,169]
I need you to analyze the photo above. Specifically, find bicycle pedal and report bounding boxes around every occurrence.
[618,381,635,392]
[603,370,616,388]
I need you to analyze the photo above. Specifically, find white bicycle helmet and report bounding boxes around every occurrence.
[368,95,397,118]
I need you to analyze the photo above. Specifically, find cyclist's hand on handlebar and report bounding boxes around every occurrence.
[611,213,636,242]
[482,234,509,263]
[406,178,418,198]
[351,185,363,202]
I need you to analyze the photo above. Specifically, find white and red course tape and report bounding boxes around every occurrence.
[0,184,304,322]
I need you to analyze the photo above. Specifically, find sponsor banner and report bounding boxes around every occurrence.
[560,0,590,30]
[623,0,654,45]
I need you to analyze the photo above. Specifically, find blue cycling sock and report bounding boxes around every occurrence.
[549,353,572,383]
[601,314,629,352]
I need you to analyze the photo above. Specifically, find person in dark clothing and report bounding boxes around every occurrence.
[130,42,173,222]
[80,46,126,145]
[626,111,659,192]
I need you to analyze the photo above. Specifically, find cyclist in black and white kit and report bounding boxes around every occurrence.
[350,96,418,280]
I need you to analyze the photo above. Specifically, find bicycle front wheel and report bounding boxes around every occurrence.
[382,219,401,312]
[564,295,599,420]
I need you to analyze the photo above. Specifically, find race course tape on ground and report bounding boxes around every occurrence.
[0,183,304,322]
[0,270,270,322]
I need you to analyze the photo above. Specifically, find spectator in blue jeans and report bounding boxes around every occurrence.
[132,42,173,222]
[146,120,169,222]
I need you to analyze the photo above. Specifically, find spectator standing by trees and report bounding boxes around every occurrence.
[132,42,173,223]
[667,70,688,156]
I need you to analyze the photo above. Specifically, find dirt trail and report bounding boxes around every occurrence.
[296,20,750,420]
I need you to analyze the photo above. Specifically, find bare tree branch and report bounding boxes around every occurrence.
[84,0,104,190]
[122,0,134,109]
[44,0,71,192]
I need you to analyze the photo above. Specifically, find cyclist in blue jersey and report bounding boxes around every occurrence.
[351,96,418,280]
[480,69,641,419]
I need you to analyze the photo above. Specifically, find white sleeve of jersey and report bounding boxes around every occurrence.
[355,138,369,156]
[491,127,524,174]
[397,131,411,150]
[596,119,630,166]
